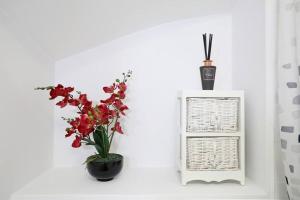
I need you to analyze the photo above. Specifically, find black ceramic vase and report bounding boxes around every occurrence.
[200,64,216,90]
[87,153,123,181]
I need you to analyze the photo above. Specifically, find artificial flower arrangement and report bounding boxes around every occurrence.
[36,71,132,181]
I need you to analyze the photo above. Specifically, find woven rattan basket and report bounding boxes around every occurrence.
[186,137,239,171]
[186,97,239,132]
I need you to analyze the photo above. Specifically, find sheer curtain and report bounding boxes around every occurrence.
[278,0,300,199]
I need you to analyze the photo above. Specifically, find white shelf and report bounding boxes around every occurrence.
[11,167,268,200]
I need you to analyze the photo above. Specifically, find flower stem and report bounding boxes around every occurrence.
[109,117,118,150]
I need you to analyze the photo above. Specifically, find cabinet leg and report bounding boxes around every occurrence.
[240,179,245,185]
[181,178,187,185]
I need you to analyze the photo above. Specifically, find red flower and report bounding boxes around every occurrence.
[56,96,69,108]
[36,71,132,151]
[111,122,123,134]
[103,84,115,93]
[77,114,94,136]
[65,128,75,137]
[100,94,116,104]
[77,94,92,115]
[79,94,92,107]
[70,118,80,129]
[113,99,128,115]
[118,91,125,99]
[81,106,93,115]
[118,82,127,92]
[72,136,81,148]
[49,84,63,99]
[95,104,117,124]
[68,99,80,106]
[50,84,74,99]
[65,87,74,92]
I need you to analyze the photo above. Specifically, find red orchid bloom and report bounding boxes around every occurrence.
[70,118,80,129]
[65,128,75,137]
[114,99,128,115]
[95,104,112,124]
[50,84,74,99]
[68,99,80,106]
[103,84,115,93]
[56,96,69,108]
[100,94,116,104]
[77,114,95,136]
[72,136,82,148]
[118,82,127,92]
[36,71,131,155]
[79,94,92,107]
[111,122,123,134]
[118,91,126,99]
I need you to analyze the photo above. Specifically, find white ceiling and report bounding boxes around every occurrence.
[0,0,236,60]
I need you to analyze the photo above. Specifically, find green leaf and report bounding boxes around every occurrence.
[93,126,110,157]
[93,130,103,154]
[94,144,103,155]
[100,128,110,157]
[84,154,100,164]
[93,129,102,145]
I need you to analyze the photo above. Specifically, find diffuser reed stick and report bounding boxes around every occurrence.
[202,34,208,60]
[208,34,213,60]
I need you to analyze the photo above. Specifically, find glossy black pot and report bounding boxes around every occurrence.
[86,153,123,181]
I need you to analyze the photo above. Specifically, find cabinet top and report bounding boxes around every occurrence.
[177,90,244,98]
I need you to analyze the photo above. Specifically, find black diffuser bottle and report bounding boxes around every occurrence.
[200,33,216,90]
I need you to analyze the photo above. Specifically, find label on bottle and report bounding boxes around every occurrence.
[202,68,215,80]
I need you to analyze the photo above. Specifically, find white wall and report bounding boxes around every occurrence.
[54,15,233,168]
[232,0,272,195]
[0,18,54,200]
[0,0,236,60]
[0,1,278,199]
[265,0,284,199]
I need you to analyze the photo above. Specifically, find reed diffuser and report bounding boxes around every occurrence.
[200,33,216,90]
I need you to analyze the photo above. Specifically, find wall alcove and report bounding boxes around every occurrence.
[7,0,279,199]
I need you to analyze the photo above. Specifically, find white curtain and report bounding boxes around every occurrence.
[278,0,300,199]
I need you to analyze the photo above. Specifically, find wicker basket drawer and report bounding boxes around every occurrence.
[186,97,239,132]
[186,137,240,171]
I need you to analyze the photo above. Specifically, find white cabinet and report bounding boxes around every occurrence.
[178,90,245,185]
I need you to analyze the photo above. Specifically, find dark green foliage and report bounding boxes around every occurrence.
[93,126,110,158]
